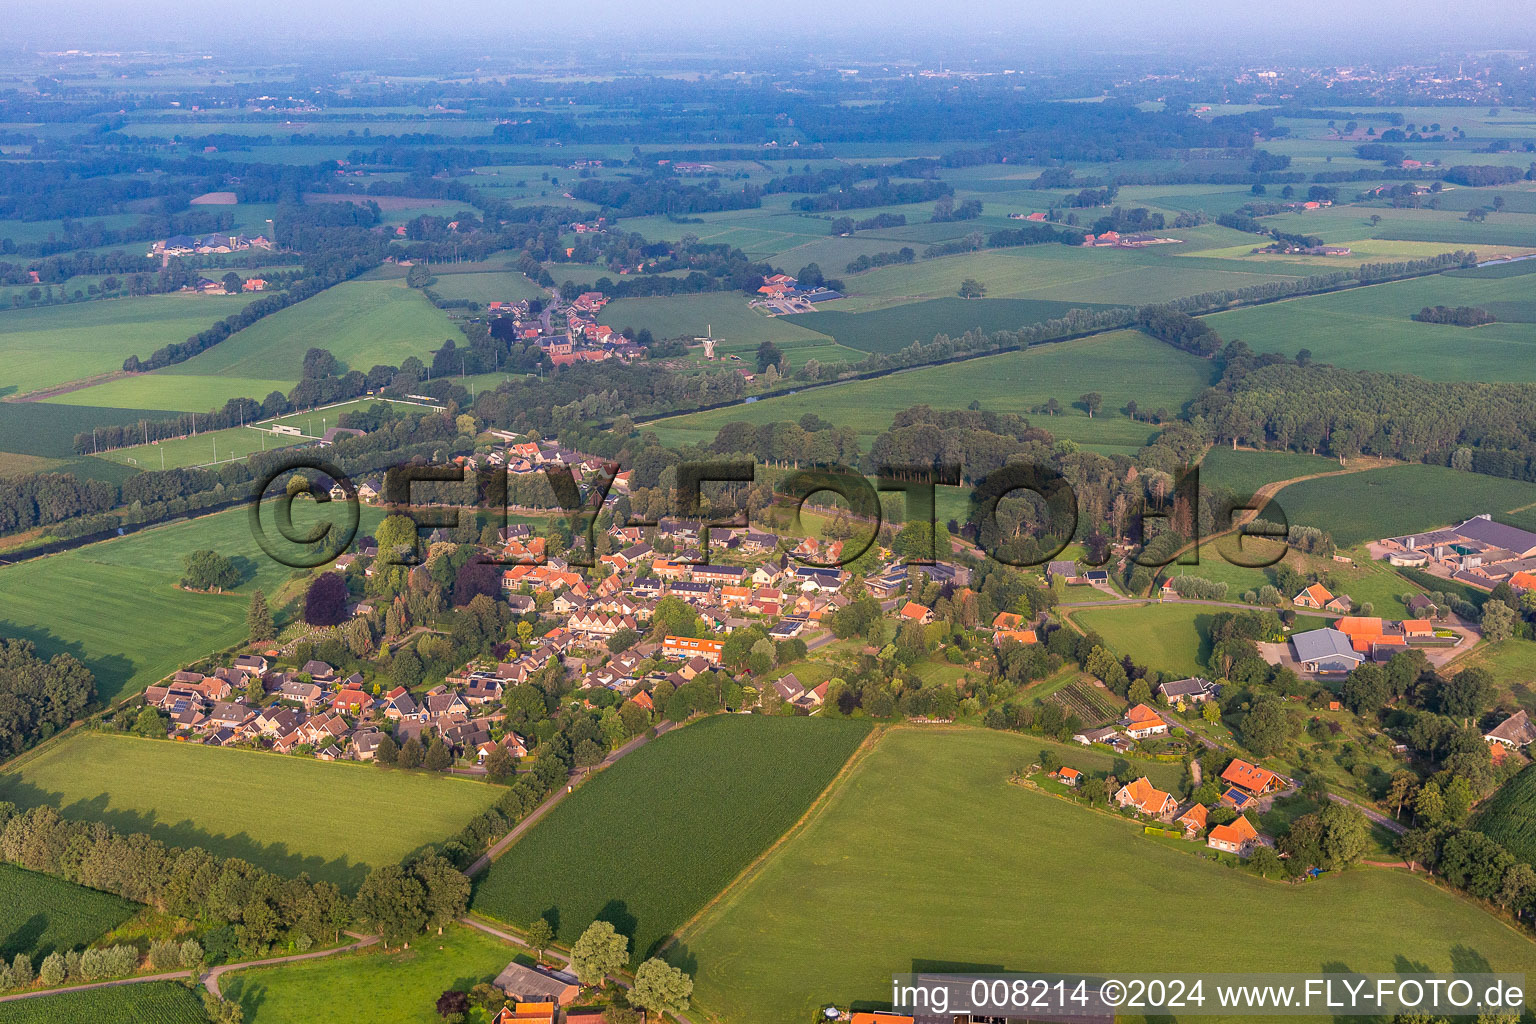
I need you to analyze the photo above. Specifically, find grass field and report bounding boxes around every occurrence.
[597,292,855,366]
[0,733,501,890]
[1166,540,1420,617]
[94,423,306,470]
[0,294,258,397]
[422,269,546,305]
[222,923,516,1024]
[470,715,871,960]
[0,502,382,703]
[0,402,181,458]
[1069,602,1213,676]
[1441,640,1536,713]
[0,980,207,1023]
[781,296,1114,354]
[0,863,137,961]
[158,280,454,381]
[1257,464,1536,546]
[1205,271,1536,383]
[646,329,1214,455]
[43,373,295,414]
[676,727,1536,1024]
[1197,447,1344,496]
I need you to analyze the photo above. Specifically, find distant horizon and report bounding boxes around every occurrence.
[4,1,1536,62]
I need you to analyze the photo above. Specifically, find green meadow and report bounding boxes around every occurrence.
[676,728,1536,1024]
[0,502,382,703]
[159,280,455,381]
[1206,270,1536,382]
[0,733,501,890]
[1257,464,1536,546]
[646,329,1215,455]
[471,715,870,960]
[0,293,258,397]
[43,373,294,413]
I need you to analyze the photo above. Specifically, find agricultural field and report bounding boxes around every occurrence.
[1442,640,1536,713]
[1205,269,1536,382]
[222,923,516,1024]
[42,373,295,414]
[0,863,138,961]
[646,329,1215,455]
[0,980,207,1024]
[470,714,871,960]
[1070,602,1214,677]
[1257,464,1536,546]
[675,727,1536,1024]
[781,296,1115,354]
[0,733,502,891]
[0,402,180,459]
[420,269,546,306]
[1474,764,1536,868]
[1044,680,1123,727]
[0,502,383,703]
[1197,446,1344,496]
[157,280,455,382]
[0,293,258,397]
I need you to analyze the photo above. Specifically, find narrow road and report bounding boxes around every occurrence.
[464,721,677,878]
[0,969,191,1003]
[201,933,380,999]
[1329,792,1407,836]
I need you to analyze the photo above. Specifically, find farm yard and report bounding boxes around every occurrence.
[469,714,871,961]
[0,980,207,1024]
[0,864,138,962]
[0,733,503,891]
[674,727,1536,1024]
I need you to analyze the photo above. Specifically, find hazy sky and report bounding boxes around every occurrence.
[8,0,1536,55]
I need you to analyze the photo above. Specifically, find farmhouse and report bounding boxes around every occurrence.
[1114,776,1176,819]
[493,962,580,1006]
[1176,802,1209,838]
[1484,709,1536,749]
[1047,560,1083,584]
[899,601,933,625]
[1123,703,1168,739]
[1293,582,1350,613]
[1159,677,1217,704]
[1052,766,1081,786]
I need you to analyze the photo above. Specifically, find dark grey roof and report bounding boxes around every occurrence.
[1159,677,1215,699]
[1455,515,1536,555]
[1291,628,1364,665]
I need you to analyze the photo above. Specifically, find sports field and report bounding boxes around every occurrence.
[0,863,138,961]
[94,423,306,470]
[0,293,258,397]
[0,402,182,458]
[646,329,1213,455]
[158,280,454,381]
[0,733,501,890]
[0,503,383,703]
[0,981,207,1024]
[222,922,516,1024]
[1257,464,1536,546]
[470,714,871,960]
[676,728,1536,1024]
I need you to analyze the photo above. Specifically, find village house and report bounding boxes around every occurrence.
[1176,802,1209,838]
[1484,709,1536,749]
[1292,582,1351,613]
[1207,814,1260,856]
[662,635,723,664]
[1114,776,1176,820]
[1159,677,1217,704]
[1221,758,1285,795]
[1123,703,1168,739]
